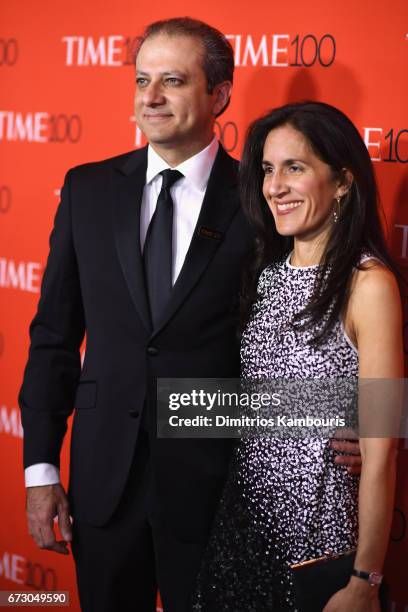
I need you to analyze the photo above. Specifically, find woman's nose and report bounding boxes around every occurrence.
[265,171,288,197]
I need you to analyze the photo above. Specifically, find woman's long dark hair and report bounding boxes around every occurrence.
[240,101,396,343]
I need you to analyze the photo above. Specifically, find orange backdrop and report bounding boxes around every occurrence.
[1,0,407,610]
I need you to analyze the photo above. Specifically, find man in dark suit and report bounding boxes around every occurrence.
[20,17,361,612]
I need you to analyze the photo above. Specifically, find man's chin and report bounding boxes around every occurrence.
[147,133,183,148]
[138,122,178,143]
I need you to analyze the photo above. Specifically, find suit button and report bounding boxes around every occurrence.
[147,346,159,356]
[129,409,139,418]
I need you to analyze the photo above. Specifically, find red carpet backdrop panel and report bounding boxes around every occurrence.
[1,0,407,610]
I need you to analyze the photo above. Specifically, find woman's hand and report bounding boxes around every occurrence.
[323,579,380,612]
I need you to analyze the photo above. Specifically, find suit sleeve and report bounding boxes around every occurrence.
[19,169,85,470]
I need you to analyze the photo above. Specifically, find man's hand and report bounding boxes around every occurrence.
[330,439,362,475]
[26,484,72,555]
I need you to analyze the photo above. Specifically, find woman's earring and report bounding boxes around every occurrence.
[333,195,341,223]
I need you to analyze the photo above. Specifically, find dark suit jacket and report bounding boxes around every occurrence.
[19,144,254,539]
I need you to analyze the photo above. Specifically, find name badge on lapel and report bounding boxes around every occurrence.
[198,226,223,241]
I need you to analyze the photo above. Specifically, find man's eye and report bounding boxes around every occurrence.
[289,164,302,172]
[136,78,148,87]
[165,77,183,86]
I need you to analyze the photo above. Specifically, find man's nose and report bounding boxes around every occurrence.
[142,82,166,106]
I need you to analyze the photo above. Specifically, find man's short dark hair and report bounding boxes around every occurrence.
[137,17,234,116]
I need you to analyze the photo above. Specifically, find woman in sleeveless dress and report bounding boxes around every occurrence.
[194,102,403,611]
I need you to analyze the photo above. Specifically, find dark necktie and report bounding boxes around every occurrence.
[143,169,183,328]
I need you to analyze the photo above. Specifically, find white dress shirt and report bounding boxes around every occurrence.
[141,136,219,283]
[25,136,219,487]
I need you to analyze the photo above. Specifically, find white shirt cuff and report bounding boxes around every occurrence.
[25,463,60,487]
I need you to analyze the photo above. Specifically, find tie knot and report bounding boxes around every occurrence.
[160,169,183,191]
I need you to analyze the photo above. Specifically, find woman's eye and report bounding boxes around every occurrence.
[263,166,274,175]
[289,164,302,172]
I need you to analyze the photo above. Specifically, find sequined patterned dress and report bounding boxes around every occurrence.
[193,254,360,611]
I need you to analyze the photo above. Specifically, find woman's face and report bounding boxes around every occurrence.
[262,124,340,241]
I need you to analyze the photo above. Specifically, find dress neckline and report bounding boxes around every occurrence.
[285,251,320,270]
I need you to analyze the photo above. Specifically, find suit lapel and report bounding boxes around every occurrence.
[112,145,240,336]
[152,146,240,335]
[112,147,152,332]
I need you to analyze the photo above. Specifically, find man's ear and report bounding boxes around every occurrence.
[335,168,354,199]
[212,81,232,116]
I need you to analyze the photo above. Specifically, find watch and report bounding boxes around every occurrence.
[351,568,383,586]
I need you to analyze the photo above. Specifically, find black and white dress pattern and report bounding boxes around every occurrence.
[193,253,360,611]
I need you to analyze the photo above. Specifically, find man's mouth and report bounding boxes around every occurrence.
[144,113,172,119]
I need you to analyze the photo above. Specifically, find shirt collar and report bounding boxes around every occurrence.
[146,136,219,191]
